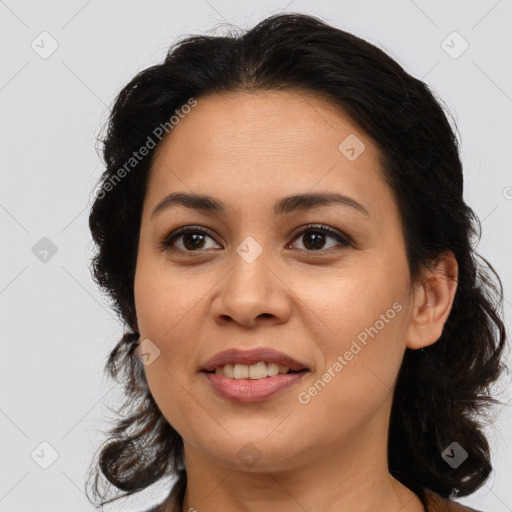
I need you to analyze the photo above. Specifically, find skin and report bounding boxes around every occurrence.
[133,90,458,512]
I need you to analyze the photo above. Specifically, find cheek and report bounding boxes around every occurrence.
[133,264,206,434]
[294,299,406,446]
[299,261,407,392]
[134,255,207,342]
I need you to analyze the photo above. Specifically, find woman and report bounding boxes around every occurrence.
[86,13,507,512]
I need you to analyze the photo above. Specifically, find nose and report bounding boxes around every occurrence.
[210,244,292,329]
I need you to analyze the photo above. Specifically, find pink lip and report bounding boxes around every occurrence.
[200,347,310,403]
[203,371,308,402]
[200,347,309,372]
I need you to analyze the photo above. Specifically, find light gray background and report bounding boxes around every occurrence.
[1,1,511,510]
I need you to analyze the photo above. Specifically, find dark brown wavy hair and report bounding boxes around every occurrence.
[86,12,508,511]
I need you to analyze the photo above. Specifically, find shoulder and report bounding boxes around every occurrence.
[421,487,484,512]
[138,493,179,512]
[138,499,170,512]
[139,506,169,512]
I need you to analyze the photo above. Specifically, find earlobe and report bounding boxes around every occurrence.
[405,251,458,350]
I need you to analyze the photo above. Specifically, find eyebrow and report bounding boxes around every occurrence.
[151,191,370,219]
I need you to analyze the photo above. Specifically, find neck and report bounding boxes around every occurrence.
[177,411,424,512]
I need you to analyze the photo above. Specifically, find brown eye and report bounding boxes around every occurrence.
[298,230,329,251]
[161,227,221,252]
[288,224,352,252]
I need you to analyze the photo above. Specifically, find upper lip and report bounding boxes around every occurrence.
[200,348,309,372]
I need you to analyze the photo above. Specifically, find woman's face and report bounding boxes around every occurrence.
[134,90,419,472]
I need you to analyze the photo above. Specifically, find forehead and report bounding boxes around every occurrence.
[152,89,373,165]
[146,90,396,223]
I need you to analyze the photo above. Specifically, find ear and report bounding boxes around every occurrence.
[405,251,458,350]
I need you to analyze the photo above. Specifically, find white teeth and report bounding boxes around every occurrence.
[267,363,280,376]
[233,364,249,379]
[249,362,267,379]
[213,362,291,379]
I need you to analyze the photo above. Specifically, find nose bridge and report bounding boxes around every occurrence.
[212,234,291,326]
[229,234,273,296]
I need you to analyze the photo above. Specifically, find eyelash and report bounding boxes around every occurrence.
[159,223,353,254]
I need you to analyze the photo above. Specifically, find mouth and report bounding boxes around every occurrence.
[199,348,310,402]
[200,347,310,373]
[204,362,308,380]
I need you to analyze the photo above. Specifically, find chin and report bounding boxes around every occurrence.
[191,431,306,472]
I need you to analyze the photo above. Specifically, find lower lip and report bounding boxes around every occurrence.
[202,371,308,402]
